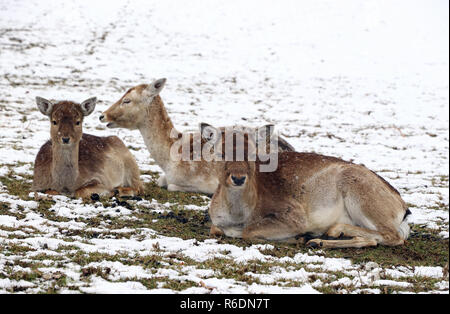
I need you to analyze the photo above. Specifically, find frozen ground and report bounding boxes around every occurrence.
[0,0,448,294]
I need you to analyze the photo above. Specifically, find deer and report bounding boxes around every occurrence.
[205,124,411,248]
[32,96,143,199]
[99,78,295,194]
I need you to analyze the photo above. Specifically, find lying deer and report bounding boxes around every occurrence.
[99,78,294,194]
[206,125,411,248]
[32,96,143,198]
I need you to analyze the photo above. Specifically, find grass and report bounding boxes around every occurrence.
[327,237,448,268]
[0,165,448,293]
[140,171,209,207]
[0,169,33,199]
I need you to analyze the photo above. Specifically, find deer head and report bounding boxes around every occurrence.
[100,78,166,130]
[36,97,97,147]
[199,123,267,188]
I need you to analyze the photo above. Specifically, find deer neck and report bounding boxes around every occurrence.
[224,180,258,225]
[138,96,179,171]
[51,142,79,193]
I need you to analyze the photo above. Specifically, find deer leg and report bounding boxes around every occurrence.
[114,187,138,197]
[210,225,225,237]
[167,184,191,192]
[306,223,380,249]
[326,223,383,240]
[306,223,402,249]
[242,217,302,242]
[157,175,167,188]
[45,189,60,196]
[124,154,144,195]
[306,236,378,249]
[134,180,144,195]
[330,167,408,248]
[75,181,112,199]
[167,183,206,193]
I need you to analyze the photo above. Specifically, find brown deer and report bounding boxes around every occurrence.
[206,125,411,248]
[99,78,294,194]
[32,96,143,199]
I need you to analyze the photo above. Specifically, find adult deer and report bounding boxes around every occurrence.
[99,78,294,194]
[32,97,143,198]
[206,125,411,248]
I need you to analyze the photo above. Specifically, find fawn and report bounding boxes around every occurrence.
[32,96,143,198]
[206,125,410,248]
[100,78,294,194]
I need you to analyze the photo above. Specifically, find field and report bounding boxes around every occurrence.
[0,0,448,293]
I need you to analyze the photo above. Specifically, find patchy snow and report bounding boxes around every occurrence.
[0,278,35,290]
[80,277,153,294]
[0,0,448,294]
[414,266,444,279]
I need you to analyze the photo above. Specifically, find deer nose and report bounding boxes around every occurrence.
[99,115,105,122]
[231,175,246,186]
[62,137,70,144]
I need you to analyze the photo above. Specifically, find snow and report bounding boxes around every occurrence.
[0,278,34,290]
[414,266,444,279]
[373,280,414,288]
[80,277,152,294]
[0,0,448,294]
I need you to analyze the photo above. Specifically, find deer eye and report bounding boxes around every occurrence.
[52,121,57,125]
[76,121,80,125]
[123,99,131,104]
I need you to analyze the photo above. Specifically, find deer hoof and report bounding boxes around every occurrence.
[306,239,323,248]
[210,225,225,237]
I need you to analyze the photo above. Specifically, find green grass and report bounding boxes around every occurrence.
[322,225,448,268]
[0,165,448,293]
[2,165,443,269]
[0,169,33,199]
[140,171,209,207]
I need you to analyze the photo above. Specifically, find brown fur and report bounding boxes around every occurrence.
[209,132,410,249]
[33,134,123,189]
[33,99,143,198]
[100,80,295,194]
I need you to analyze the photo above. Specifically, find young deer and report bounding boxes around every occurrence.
[207,125,411,248]
[99,78,294,194]
[32,97,143,198]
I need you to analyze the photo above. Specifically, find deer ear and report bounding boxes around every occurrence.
[80,97,97,116]
[146,78,166,96]
[200,122,220,144]
[36,97,54,116]
[257,124,275,140]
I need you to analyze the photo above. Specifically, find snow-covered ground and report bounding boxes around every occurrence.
[0,0,448,294]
